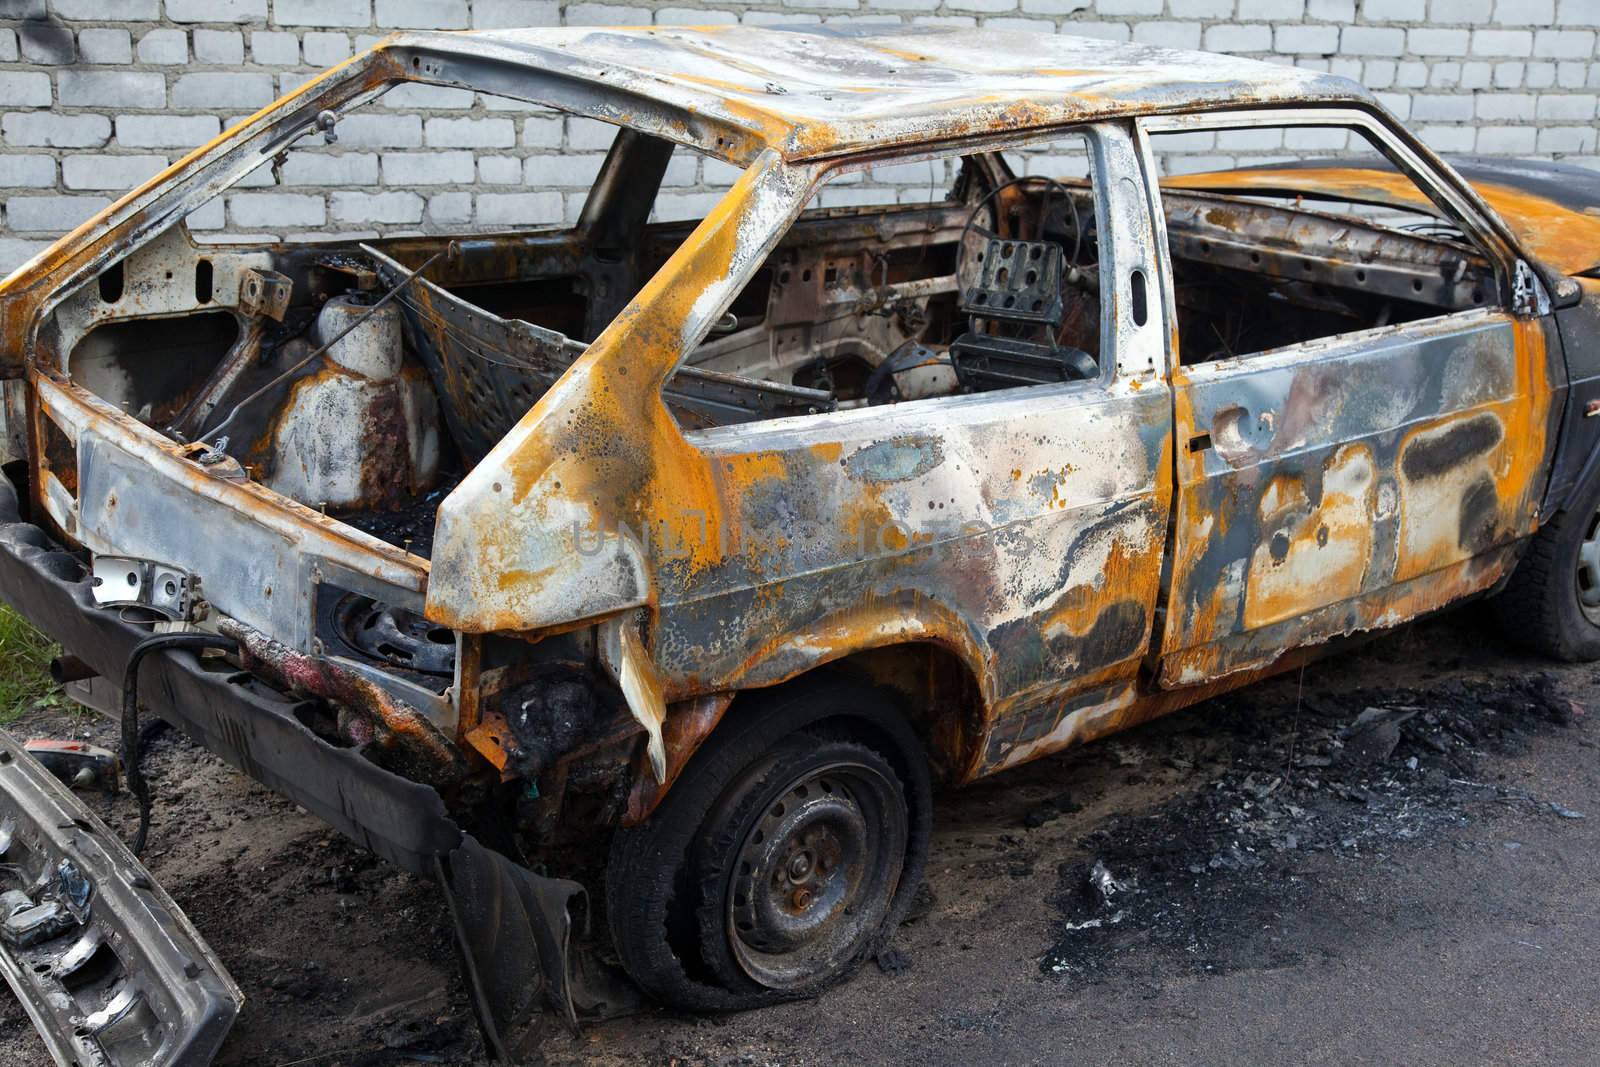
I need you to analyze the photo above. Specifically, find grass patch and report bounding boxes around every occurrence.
[0,603,57,723]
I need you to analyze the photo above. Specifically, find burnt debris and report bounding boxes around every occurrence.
[1041,671,1584,979]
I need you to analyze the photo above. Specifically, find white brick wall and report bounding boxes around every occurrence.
[1,0,1598,274]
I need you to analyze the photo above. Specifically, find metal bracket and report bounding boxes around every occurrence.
[239,268,293,322]
[90,556,197,620]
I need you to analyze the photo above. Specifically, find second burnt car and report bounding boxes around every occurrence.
[2,23,1600,1064]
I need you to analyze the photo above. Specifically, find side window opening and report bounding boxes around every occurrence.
[1143,123,1497,367]
[680,131,1104,428]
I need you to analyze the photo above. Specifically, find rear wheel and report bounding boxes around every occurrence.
[1495,474,1600,661]
[605,680,931,1011]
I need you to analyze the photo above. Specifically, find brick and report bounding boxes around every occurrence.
[0,156,55,189]
[172,73,275,109]
[524,154,606,186]
[427,191,472,225]
[660,155,697,186]
[184,198,225,230]
[1367,0,1423,16]
[1418,123,1478,152]
[1342,26,1405,56]
[0,30,15,63]
[522,116,563,147]
[78,29,133,64]
[166,0,266,22]
[19,22,75,65]
[375,0,469,27]
[476,155,523,184]
[0,0,45,14]
[945,0,1013,11]
[1476,125,1538,152]
[1433,0,1492,19]
[1236,0,1304,17]
[1395,61,1429,87]
[137,29,187,64]
[1559,60,1588,86]
[277,152,379,185]
[1134,22,1202,49]
[1019,0,1090,11]
[301,32,353,66]
[741,9,823,22]
[1557,0,1600,24]
[1167,0,1230,14]
[1205,25,1272,52]
[60,71,165,110]
[56,0,160,16]
[473,0,559,27]
[1494,0,1555,24]
[655,6,740,21]
[229,192,325,227]
[1537,93,1599,119]
[251,31,300,65]
[194,29,245,64]
[565,3,656,22]
[1274,25,1338,53]
[275,0,371,25]
[1534,29,1596,58]
[330,190,423,223]
[1476,92,1535,119]
[1364,59,1397,87]
[475,191,562,225]
[381,150,476,184]
[1306,0,1355,18]
[566,117,616,151]
[382,83,475,109]
[334,114,423,147]
[62,154,168,191]
[1526,61,1557,87]
[3,113,111,148]
[1493,60,1525,87]
[424,117,515,147]
[1408,28,1471,55]
[5,195,110,234]
[115,114,220,147]
[1538,125,1597,153]
[0,240,49,277]
[1413,93,1475,121]
[0,73,51,108]
[1472,29,1534,56]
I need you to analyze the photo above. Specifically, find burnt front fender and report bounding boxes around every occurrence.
[0,467,595,1058]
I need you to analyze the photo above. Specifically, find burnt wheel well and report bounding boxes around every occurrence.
[731,643,984,784]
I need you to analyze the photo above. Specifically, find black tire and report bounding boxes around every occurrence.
[1495,473,1600,661]
[605,678,932,1011]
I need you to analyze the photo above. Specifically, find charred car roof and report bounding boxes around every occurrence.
[391,24,1373,163]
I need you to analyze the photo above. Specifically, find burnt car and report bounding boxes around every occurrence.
[1,22,1599,1063]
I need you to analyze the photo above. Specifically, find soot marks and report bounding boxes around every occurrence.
[1401,414,1503,482]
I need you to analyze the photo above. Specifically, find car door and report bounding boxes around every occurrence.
[1142,109,1562,688]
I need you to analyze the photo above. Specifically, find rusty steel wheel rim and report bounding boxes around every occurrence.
[1579,510,1600,621]
[726,761,906,990]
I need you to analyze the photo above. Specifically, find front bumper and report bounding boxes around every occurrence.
[0,728,240,1066]
[0,467,592,1060]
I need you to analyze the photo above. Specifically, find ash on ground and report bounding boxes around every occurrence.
[1039,670,1587,979]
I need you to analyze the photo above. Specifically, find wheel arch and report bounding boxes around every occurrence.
[626,640,985,826]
